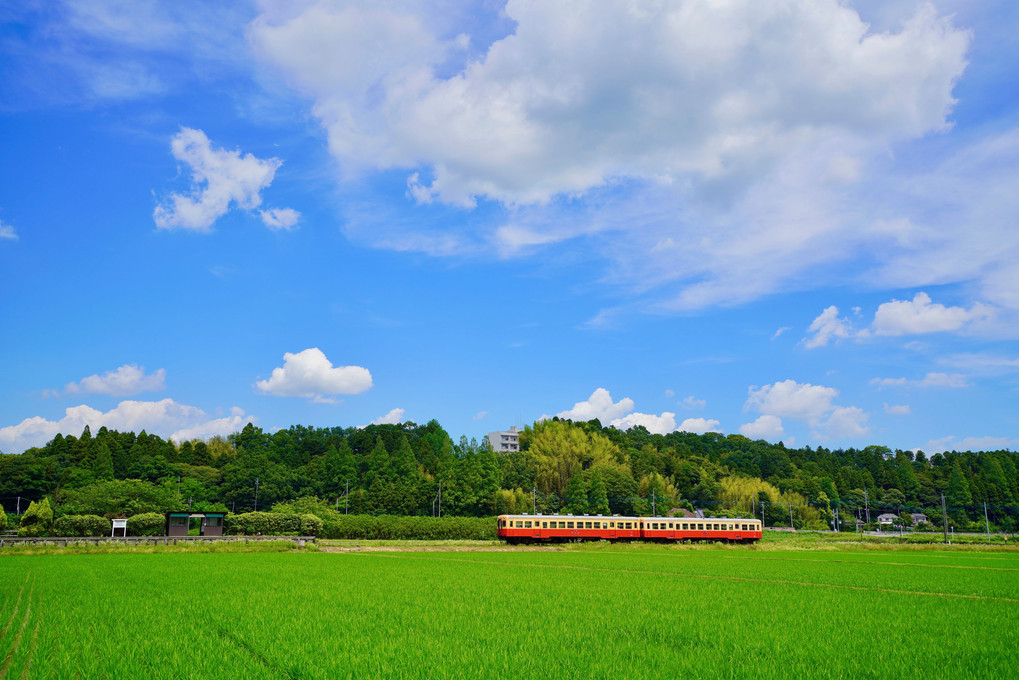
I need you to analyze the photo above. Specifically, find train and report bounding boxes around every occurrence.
[497,514,762,544]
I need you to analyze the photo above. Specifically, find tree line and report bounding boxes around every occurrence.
[1,417,1017,532]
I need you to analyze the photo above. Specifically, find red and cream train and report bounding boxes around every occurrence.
[497,514,762,544]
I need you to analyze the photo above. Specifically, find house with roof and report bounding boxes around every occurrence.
[910,513,929,526]
[877,513,898,526]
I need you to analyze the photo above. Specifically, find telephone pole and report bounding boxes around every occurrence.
[864,489,870,526]
[941,493,949,544]
[254,477,259,512]
[985,502,991,541]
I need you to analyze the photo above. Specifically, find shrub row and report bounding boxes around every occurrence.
[225,512,322,536]
[127,512,166,536]
[53,515,112,537]
[317,515,496,540]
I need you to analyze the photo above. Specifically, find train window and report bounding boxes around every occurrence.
[559,521,566,529]
[542,522,547,528]
[594,522,601,529]
[567,521,574,529]
[626,522,633,530]
[585,522,592,529]
[697,523,704,531]
[609,522,615,528]
[668,523,674,529]
[714,523,720,531]
[525,521,532,529]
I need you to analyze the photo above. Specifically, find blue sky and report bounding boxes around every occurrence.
[1,0,1017,454]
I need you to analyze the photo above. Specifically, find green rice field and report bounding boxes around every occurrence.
[2,544,1018,679]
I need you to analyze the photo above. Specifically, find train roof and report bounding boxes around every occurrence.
[497,514,760,521]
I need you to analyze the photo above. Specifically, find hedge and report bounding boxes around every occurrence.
[53,515,112,537]
[224,512,322,536]
[127,512,166,536]
[317,515,496,541]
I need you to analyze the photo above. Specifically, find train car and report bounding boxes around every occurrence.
[641,517,762,543]
[497,514,640,544]
[497,514,762,544]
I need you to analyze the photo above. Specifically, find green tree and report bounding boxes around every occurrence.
[587,468,611,516]
[18,497,53,537]
[564,472,589,514]
[947,462,972,507]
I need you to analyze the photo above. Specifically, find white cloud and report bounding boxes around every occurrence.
[922,435,1016,455]
[0,219,17,241]
[804,306,858,348]
[663,389,675,398]
[255,348,372,399]
[679,396,706,410]
[884,403,911,415]
[0,399,255,453]
[941,353,1019,375]
[745,379,869,441]
[556,388,633,423]
[154,127,292,231]
[260,207,301,230]
[745,380,839,423]
[247,0,993,318]
[872,292,993,335]
[870,372,969,389]
[65,364,166,397]
[171,407,251,442]
[676,417,721,435]
[610,411,677,436]
[251,0,967,207]
[822,406,869,439]
[739,415,784,440]
[370,408,405,426]
[473,411,487,421]
[772,327,790,340]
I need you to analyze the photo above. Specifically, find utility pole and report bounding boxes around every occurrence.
[188,496,193,511]
[941,493,949,544]
[345,480,349,515]
[254,477,260,512]
[16,496,20,515]
[789,502,794,530]
[760,501,765,528]
[864,489,870,526]
[532,486,536,515]
[652,489,656,517]
[985,502,991,541]
[438,481,442,518]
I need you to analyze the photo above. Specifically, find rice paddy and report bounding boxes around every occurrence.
[2,543,1017,679]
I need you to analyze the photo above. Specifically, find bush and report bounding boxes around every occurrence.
[53,515,112,537]
[317,515,496,541]
[0,511,7,531]
[127,512,166,536]
[18,498,53,537]
[224,512,321,536]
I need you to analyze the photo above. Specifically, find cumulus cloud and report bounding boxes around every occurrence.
[65,364,166,397]
[171,407,251,442]
[260,207,300,230]
[745,379,868,440]
[154,127,294,231]
[556,388,633,423]
[870,372,969,389]
[255,348,372,399]
[369,408,405,426]
[676,418,722,435]
[0,219,17,241]
[610,411,677,436]
[739,415,784,440]
[872,292,992,335]
[251,0,967,207]
[0,399,255,453]
[804,306,860,349]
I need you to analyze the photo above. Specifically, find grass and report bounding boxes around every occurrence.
[2,540,1017,678]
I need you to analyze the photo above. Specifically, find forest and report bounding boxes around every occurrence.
[1,417,1017,532]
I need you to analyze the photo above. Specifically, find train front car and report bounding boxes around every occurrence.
[640,517,763,543]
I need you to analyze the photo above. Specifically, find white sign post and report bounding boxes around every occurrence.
[111,518,128,538]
